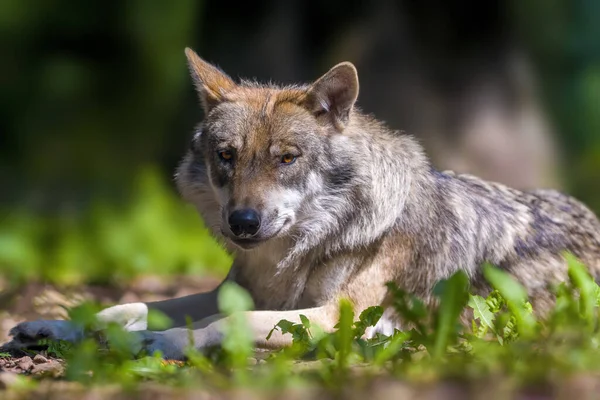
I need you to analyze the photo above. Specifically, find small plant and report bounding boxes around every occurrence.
[6,252,600,396]
[38,339,74,359]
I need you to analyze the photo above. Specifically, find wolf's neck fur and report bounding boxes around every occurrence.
[281,109,529,282]
[274,112,426,261]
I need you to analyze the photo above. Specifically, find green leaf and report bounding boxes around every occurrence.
[267,319,312,348]
[38,339,74,358]
[485,290,505,313]
[386,282,428,337]
[565,252,596,328]
[276,320,296,334]
[373,331,410,366]
[468,294,496,331]
[217,282,255,377]
[432,271,470,360]
[358,306,384,327]
[336,299,355,370]
[67,301,103,331]
[353,306,384,338]
[300,314,311,329]
[217,282,255,315]
[147,309,173,331]
[483,264,537,339]
[266,327,275,341]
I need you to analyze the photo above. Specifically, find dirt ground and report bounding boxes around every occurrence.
[1,276,599,399]
[0,275,221,379]
[0,274,222,345]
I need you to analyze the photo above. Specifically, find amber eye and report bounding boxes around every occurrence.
[281,154,297,165]
[218,150,233,162]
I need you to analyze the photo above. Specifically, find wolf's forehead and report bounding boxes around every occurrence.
[234,90,306,121]
[225,85,306,107]
[208,94,312,143]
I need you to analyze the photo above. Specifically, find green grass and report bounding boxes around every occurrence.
[8,253,600,396]
[3,168,600,396]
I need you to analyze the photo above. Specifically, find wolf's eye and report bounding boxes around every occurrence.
[281,154,297,165]
[218,150,233,162]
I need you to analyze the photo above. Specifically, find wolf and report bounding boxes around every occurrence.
[3,48,600,360]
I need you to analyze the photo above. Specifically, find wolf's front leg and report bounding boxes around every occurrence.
[2,302,152,352]
[1,288,222,352]
[135,305,337,360]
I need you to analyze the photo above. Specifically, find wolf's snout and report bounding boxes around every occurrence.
[228,209,261,237]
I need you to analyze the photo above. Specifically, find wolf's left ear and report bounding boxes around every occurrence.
[305,62,359,130]
[185,47,236,113]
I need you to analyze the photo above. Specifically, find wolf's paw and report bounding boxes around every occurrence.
[2,320,84,351]
[133,329,190,361]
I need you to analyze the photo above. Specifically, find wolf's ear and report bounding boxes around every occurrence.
[185,47,236,113]
[305,62,359,130]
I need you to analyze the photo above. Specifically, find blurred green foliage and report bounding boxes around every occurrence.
[1,0,202,205]
[511,0,600,211]
[0,167,231,285]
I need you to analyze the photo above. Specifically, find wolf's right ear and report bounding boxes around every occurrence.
[304,62,359,131]
[185,48,236,113]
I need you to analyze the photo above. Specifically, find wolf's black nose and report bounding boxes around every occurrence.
[228,209,261,237]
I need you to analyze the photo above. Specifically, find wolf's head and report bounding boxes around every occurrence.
[176,48,363,250]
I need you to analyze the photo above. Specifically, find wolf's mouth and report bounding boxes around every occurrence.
[227,219,291,250]
[231,237,262,250]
